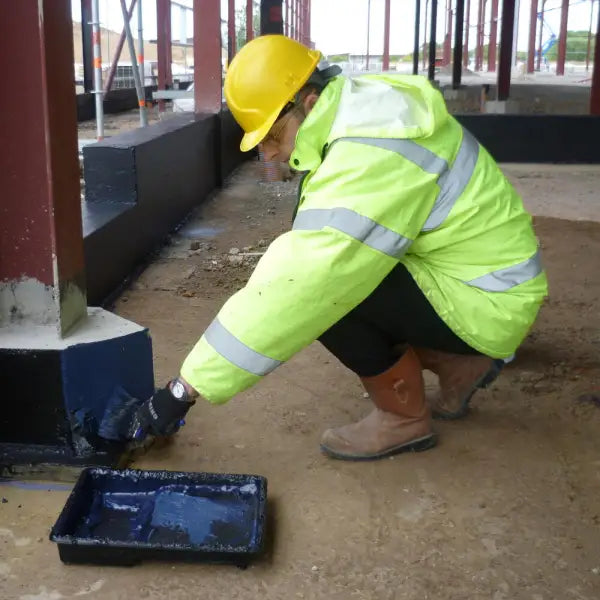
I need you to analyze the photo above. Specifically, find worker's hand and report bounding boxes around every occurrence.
[130,380,196,440]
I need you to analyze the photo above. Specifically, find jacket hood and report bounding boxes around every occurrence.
[291,74,449,172]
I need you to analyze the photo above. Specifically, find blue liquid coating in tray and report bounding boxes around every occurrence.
[75,483,259,547]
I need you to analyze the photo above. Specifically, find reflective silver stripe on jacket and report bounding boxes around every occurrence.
[204,318,281,376]
[293,207,412,258]
[422,129,479,231]
[334,129,479,232]
[466,250,543,292]
[339,137,447,175]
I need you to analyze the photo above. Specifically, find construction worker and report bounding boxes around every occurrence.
[132,35,548,461]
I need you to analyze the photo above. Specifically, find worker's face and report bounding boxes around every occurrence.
[260,91,319,163]
[260,108,303,163]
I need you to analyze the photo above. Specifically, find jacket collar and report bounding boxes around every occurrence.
[289,76,345,173]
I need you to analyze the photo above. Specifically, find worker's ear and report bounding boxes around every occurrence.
[301,90,320,115]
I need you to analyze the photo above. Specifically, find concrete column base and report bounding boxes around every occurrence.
[0,308,154,473]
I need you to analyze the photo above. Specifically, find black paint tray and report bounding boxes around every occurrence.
[49,467,267,567]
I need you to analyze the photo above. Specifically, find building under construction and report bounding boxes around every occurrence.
[0,1,599,598]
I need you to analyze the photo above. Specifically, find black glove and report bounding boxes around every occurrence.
[130,384,195,439]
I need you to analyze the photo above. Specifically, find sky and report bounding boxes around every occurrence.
[72,0,597,56]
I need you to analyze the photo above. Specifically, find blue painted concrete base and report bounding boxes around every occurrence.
[0,308,154,470]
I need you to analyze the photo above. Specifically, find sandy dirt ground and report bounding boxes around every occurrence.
[1,162,600,600]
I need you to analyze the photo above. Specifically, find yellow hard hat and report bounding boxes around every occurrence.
[224,35,321,152]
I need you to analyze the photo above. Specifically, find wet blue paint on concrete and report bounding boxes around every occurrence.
[61,330,154,436]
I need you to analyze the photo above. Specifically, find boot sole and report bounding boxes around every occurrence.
[320,433,437,462]
[433,359,505,421]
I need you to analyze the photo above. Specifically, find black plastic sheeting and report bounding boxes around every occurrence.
[50,468,268,567]
[456,114,600,163]
[76,87,158,122]
[82,110,246,305]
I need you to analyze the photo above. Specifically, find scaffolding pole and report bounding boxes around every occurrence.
[91,0,104,140]
[138,0,145,87]
[103,0,137,94]
[120,0,147,126]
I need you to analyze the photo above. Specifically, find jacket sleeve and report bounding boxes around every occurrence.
[180,142,437,403]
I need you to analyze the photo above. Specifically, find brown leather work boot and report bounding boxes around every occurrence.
[320,348,436,461]
[412,347,504,420]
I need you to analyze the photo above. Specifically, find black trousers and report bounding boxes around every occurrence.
[318,263,479,377]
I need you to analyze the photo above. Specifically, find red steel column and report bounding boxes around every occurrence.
[556,0,569,75]
[0,0,86,334]
[488,0,498,71]
[228,0,236,64]
[285,0,289,36]
[527,0,538,73]
[498,0,515,100]
[383,0,391,70]
[307,0,312,44]
[443,0,452,66]
[193,0,221,113]
[247,0,254,40]
[591,0,600,114]
[463,0,470,67]
[475,0,485,71]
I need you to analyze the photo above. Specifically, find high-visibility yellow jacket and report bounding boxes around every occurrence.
[181,74,548,403]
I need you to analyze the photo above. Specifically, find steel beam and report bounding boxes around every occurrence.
[453,0,465,87]
[463,0,470,67]
[193,0,221,113]
[260,0,283,35]
[247,0,254,41]
[443,0,452,66]
[423,0,429,70]
[475,0,485,71]
[81,0,94,92]
[228,0,236,64]
[537,0,545,71]
[0,0,86,334]
[591,0,600,114]
[527,0,538,73]
[414,0,421,74]
[497,0,515,100]
[556,0,569,75]
[488,0,499,71]
[586,0,594,71]
[157,0,173,111]
[383,0,391,70]
[428,0,438,80]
